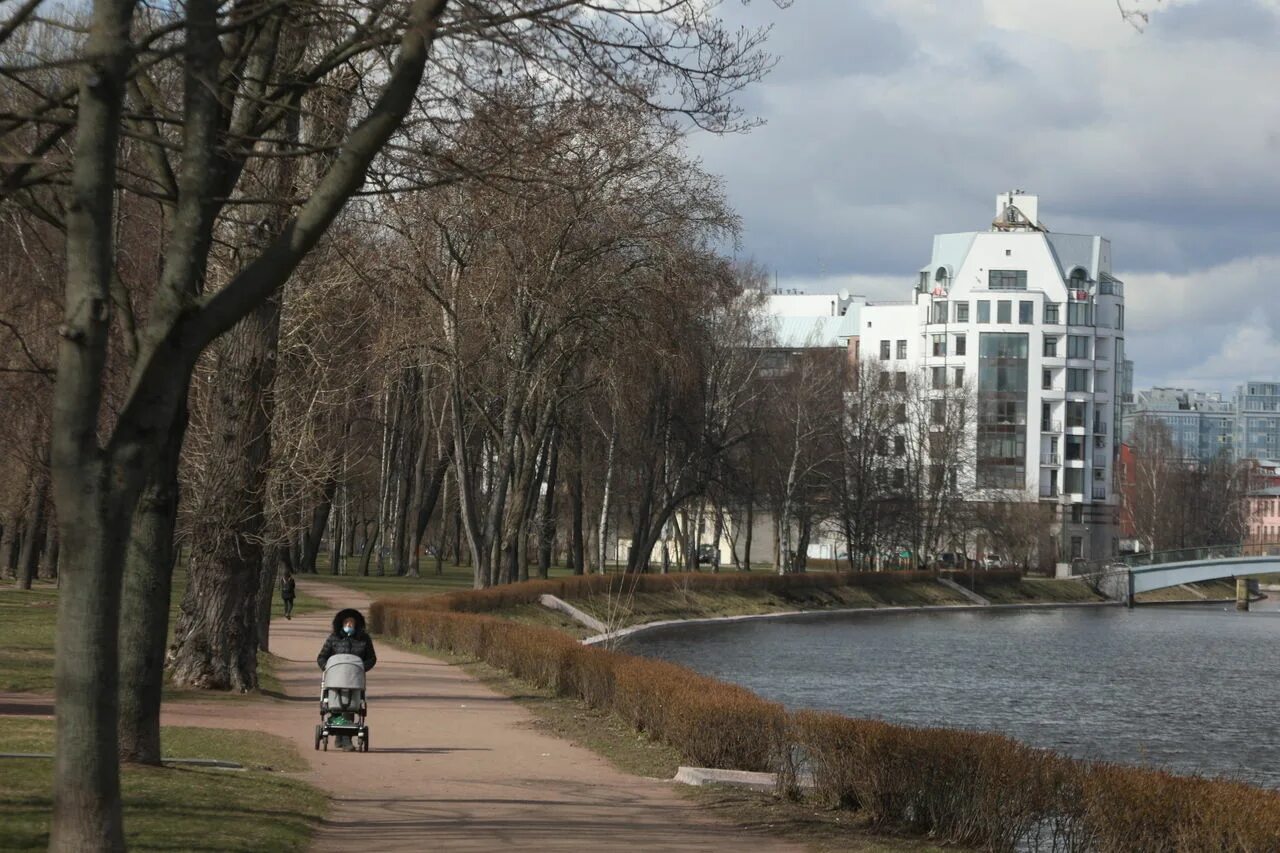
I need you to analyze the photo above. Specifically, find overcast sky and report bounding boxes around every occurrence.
[690,0,1280,394]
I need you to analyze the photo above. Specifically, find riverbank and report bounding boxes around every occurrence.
[373,577,1280,851]
[499,574,1110,640]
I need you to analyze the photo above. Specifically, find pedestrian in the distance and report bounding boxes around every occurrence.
[281,570,297,620]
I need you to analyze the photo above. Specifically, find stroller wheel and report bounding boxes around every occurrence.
[322,736,328,751]
[314,725,322,751]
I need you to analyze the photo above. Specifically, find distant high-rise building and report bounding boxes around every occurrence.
[859,191,1124,567]
[1120,387,1234,462]
[1235,382,1280,461]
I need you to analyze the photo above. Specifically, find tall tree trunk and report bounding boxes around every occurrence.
[118,404,186,764]
[358,525,378,576]
[568,459,585,575]
[49,0,137,843]
[712,503,724,574]
[300,480,336,573]
[537,427,560,579]
[598,428,617,572]
[16,461,49,590]
[43,522,60,580]
[256,544,281,653]
[742,494,754,572]
[168,286,283,691]
[1,509,21,578]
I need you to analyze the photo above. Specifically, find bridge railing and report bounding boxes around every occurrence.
[1118,542,1280,569]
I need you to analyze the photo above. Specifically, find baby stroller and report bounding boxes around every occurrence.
[315,653,369,752]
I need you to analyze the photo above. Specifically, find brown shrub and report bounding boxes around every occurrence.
[375,584,1280,853]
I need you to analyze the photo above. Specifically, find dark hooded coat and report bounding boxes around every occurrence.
[317,608,377,671]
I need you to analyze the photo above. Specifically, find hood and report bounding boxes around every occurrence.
[332,608,367,636]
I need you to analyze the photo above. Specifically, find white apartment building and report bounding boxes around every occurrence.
[862,191,1126,567]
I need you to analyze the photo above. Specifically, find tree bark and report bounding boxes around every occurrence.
[16,461,49,590]
[118,403,186,765]
[537,427,560,579]
[568,454,585,575]
[168,287,283,691]
[256,544,281,653]
[300,480,336,573]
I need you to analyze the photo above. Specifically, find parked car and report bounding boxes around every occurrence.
[982,554,1006,570]
[696,543,717,565]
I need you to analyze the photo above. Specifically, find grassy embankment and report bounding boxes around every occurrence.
[0,718,324,851]
[0,576,330,849]
[0,570,325,695]
[308,561,1241,639]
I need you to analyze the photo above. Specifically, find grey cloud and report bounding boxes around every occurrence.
[692,0,1279,388]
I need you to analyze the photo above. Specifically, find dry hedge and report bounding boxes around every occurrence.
[373,578,1280,852]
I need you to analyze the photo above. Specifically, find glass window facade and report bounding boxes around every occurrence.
[977,333,1028,489]
[989,270,1028,290]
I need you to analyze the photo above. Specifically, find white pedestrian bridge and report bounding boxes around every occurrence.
[1092,544,1280,604]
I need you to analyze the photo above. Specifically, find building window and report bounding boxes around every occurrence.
[1019,301,1034,324]
[879,371,890,390]
[1044,303,1061,324]
[955,334,966,356]
[1071,504,1084,524]
[1096,339,1110,360]
[896,340,907,359]
[931,399,946,425]
[997,300,1012,324]
[932,300,948,324]
[977,300,990,323]
[1043,369,1053,390]
[1066,435,1085,461]
[895,371,907,392]
[955,302,969,323]
[1068,302,1093,326]
[932,334,947,357]
[932,366,946,389]
[1044,335,1058,357]
[1065,470,1085,496]
[893,468,906,490]
[1070,535,1083,559]
[894,435,905,456]
[1117,305,1124,330]
[989,270,1028,290]
[1067,335,1091,359]
[1068,368,1090,393]
[954,367,965,387]
[880,340,891,360]
[876,435,888,455]
[1067,401,1087,428]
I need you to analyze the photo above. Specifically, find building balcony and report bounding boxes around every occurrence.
[1041,420,1062,433]
[1040,453,1060,466]
[1039,486,1060,500]
[1093,422,1108,435]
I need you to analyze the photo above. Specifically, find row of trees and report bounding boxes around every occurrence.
[1125,416,1249,553]
[0,0,781,848]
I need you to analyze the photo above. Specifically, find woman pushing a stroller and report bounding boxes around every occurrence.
[317,609,376,752]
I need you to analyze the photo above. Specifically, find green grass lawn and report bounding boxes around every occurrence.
[0,719,324,851]
[0,567,325,694]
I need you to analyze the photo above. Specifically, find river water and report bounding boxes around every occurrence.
[625,600,1280,787]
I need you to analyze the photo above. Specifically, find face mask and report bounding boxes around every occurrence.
[343,625,355,636]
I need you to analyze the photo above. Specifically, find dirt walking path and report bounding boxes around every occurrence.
[159,581,803,851]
